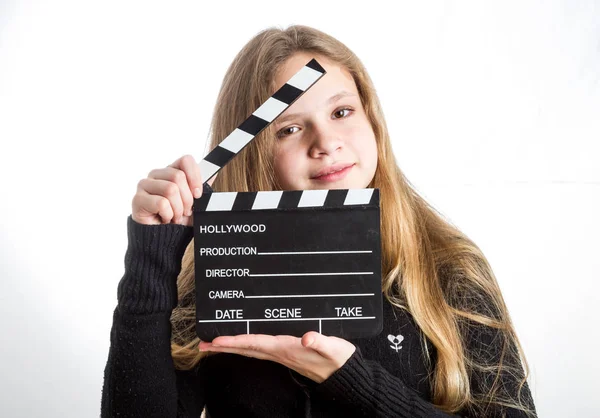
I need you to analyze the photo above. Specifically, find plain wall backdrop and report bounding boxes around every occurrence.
[1,0,598,416]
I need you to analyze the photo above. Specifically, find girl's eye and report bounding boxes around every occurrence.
[276,107,354,138]
[276,126,300,138]
[333,107,353,119]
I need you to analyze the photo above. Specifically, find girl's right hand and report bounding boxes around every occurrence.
[132,155,206,227]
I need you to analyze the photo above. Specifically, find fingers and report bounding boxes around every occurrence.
[136,178,184,223]
[146,169,191,219]
[301,332,356,366]
[211,334,295,352]
[200,335,297,362]
[210,334,269,350]
[131,154,205,226]
[168,154,204,199]
[132,189,175,224]
[200,344,275,361]
[301,332,318,349]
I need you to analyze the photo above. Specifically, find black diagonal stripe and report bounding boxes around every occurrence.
[370,189,380,206]
[277,190,303,209]
[238,114,269,136]
[272,83,303,105]
[232,191,257,211]
[306,59,326,74]
[193,193,211,212]
[323,189,348,208]
[204,146,236,168]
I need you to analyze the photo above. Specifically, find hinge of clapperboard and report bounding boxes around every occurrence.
[198,59,326,184]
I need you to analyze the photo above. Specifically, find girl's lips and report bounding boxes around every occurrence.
[311,164,355,182]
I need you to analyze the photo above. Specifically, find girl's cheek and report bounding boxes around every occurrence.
[277,146,301,166]
[273,158,293,183]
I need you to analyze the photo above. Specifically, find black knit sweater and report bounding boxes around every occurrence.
[101,192,536,417]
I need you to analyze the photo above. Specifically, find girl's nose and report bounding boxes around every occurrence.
[309,124,343,157]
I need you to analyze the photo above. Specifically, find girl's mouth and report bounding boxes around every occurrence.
[311,164,355,182]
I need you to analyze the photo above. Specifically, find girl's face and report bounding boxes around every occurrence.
[272,53,378,191]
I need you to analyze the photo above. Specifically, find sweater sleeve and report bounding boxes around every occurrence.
[312,321,537,418]
[312,346,461,417]
[100,216,198,418]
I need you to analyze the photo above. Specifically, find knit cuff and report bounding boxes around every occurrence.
[116,215,194,314]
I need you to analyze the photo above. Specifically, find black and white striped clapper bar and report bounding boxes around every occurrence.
[193,188,382,340]
[199,58,326,183]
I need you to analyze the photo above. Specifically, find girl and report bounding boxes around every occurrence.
[101,25,537,417]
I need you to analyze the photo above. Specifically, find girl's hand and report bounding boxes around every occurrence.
[198,332,356,383]
[132,154,206,226]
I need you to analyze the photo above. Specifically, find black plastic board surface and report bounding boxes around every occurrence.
[193,188,382,341]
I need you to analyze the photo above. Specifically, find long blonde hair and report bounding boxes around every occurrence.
[171,24,536,416]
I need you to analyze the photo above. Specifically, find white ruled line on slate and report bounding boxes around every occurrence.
[197,316,377,323]
[245,293,375,299]
[248,272,373,277]
[256,250,372,255]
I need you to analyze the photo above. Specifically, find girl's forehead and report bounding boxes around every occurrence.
[274,55,359,118]
[274,53,351,88]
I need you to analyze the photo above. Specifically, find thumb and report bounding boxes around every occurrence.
[301,331,336,358]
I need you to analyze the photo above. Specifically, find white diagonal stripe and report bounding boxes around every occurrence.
[286,66,323,91]
[219,129,254,153]
[344,188,374,205]
[206,192,237,211]
[298,189,328,207]
[252,191,283,210]
[199,159,220,183]
[253,97,289,122]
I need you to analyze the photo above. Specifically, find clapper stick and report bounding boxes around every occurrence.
[199,58,326,184]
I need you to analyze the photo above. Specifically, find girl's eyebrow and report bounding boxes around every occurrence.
[274,90,357,125]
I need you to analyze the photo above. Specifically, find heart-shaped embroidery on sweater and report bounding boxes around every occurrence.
[388,334,404,352]
[388,334,404,344]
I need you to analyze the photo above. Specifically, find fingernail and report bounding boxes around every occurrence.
[194,188,202,199]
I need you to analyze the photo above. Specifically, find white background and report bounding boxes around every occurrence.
[1,1,598,417]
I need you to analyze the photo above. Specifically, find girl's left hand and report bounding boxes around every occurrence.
[198,331,356,383]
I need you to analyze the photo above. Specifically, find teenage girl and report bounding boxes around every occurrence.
[101,25,537,417]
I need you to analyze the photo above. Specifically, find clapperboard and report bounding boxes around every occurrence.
[193,59,382,340]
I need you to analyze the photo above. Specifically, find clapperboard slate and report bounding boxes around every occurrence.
[193,188,382,340]
[191,58,382,340]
